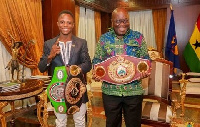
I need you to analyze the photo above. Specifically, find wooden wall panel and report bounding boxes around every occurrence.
[42,0,52,41]
[101,12,111,35]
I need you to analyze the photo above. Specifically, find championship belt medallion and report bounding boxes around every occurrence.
[47,66,68,113]
[94,55,151,85]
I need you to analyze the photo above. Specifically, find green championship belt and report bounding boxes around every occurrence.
[47,66,68,113]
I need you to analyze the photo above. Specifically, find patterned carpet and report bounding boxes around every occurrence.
[173,98,200,127]
[172,81,200,127]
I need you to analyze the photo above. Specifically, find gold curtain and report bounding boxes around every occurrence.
[0,0,44,75]
[75,5,80,36]
[152,9,167,57]
[94,11,101,42]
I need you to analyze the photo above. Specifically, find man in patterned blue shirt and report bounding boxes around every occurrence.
[92,8,149,127]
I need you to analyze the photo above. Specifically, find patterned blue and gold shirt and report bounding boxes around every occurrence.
[92,28,149,96]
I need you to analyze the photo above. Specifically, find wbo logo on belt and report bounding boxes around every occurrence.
[94,55,151,85]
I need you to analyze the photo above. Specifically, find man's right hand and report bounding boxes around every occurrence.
[48,39,60,63]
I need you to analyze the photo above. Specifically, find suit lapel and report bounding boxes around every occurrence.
[57,54,65,65]
[69,36,76,64]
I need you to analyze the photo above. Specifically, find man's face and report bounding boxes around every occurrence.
[112,10,130,38]
[57,14,74,36]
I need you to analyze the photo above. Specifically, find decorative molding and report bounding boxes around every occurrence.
[75,0,111,12]
[178,0,200,3]
[75,0,200,12]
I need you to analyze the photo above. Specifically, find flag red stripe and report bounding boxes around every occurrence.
[197,14,200,31]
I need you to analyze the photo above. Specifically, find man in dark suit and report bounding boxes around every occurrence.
[38,10,92,127]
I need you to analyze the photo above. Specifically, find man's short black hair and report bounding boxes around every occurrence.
[58,10,74,19]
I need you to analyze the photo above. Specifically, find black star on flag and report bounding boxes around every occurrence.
[192,40,200,49]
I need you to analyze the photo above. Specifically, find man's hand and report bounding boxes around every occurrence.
[69,65,81,76]
[92,69,101,82]
[140,70,150,79]
[47,39,60,63]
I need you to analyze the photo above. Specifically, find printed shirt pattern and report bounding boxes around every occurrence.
[92,28,149,96]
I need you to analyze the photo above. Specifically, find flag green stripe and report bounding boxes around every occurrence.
[183,42,200,72]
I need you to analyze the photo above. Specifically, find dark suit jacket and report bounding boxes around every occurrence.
[38,35,92,103]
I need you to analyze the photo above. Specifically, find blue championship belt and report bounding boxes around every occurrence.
[94,55,151,85]
[47,66,68,113]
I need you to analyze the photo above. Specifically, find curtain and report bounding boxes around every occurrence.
[94,11,101,43]
[0,0,44,76]
[78,7,86,40]
[0,41,11,82]
[129,10,157,49]
[78,7,96,59]
[152,9,167,57]
[75,5,80,36]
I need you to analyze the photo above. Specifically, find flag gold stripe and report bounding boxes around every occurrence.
[189,24,200,59]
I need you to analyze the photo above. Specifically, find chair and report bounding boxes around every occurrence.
[37,91,49,127]
[148,47,161,60]
[141,58,177,127]
[0,101,8,127]
[178,72,200,116]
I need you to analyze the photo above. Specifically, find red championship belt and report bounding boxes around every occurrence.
[94,55,151,85]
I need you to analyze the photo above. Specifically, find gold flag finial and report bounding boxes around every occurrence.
[170,3,173,10]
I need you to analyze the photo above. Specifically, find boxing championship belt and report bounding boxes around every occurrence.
[65,65,86,115]
[47,66,68,113]
[94,55,151,85]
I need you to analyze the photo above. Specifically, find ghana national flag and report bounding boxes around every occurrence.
[183,14,200,72]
